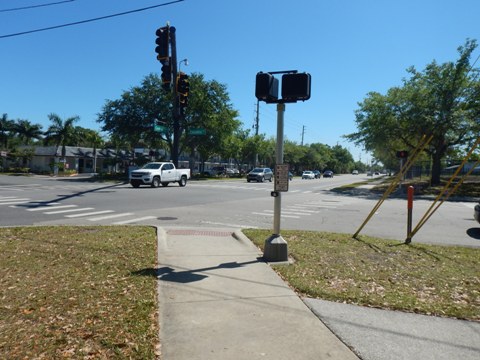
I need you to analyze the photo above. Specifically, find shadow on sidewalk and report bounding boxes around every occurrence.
[132,259,262,284]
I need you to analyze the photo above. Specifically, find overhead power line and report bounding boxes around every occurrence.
[0,0,185,39]
[0,0,75,13]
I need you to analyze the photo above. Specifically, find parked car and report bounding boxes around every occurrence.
[225,168,240,176]
[247,167,273,182]
[475,202,480,224]
[352,170,359,175]
[203,166,224,176]
[302,171,315,179]
[323,170,334,178]
[313,170,321,178]
[289,171,293,181]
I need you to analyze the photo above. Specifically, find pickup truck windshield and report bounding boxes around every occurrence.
[142,163,161,169]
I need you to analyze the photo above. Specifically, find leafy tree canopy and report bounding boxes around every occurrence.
[345,39,480,184]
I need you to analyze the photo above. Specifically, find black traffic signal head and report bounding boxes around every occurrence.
[177,73,189,114]
[161,59,172,91]
[396,150,409,158]
[155,27,169,61]
[179,93,188,107]
[281,73,311,102]
[255,72,279,103]
[177,73,190,95]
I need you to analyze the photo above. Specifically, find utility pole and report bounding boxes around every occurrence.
[301,125,305,146]
[254,100,259,167]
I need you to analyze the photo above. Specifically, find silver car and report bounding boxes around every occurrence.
[247,167,273,182]
[475,202,480,224]
[302,171,315,179]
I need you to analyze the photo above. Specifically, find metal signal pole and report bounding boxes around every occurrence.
[169,26,180,167]
[263,102,288,262]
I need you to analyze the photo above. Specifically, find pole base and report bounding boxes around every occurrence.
[263,234,288,262]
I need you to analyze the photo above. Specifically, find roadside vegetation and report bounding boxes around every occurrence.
[334,175,480,198]
[345,39,480,186]
[243,229,480,321]
[375,176,480,198]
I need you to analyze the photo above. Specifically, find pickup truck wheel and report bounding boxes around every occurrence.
[161,182,169,187]
[151,176,160,188]
[179,176,187,187]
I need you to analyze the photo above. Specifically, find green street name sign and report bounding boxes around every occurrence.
[188,128,206,136]
[154,125,168,133]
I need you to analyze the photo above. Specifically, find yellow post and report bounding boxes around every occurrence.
[353,134,433,238]
[409,137,480,239]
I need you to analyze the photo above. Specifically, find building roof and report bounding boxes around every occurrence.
[22,146,131,159]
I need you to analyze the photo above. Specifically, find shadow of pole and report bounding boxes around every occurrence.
[131,259,262,284]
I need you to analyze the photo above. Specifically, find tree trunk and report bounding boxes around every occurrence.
[430,152,442,186]
[189,145,195,174]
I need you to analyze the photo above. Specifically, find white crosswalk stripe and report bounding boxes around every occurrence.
[88,213,134,221]
[27,204,76,212]
[65,210,115,218]
[0,196,31,204]
[2,195,154,224]
[284,207,319,213]
[250,196,360,219]
[252,211,300,219]
[189,182,329,195]
[44,207,95,214]
[113,216,157,224]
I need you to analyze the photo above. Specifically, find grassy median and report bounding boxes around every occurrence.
[0,226,159,359]
[243,229,480,321]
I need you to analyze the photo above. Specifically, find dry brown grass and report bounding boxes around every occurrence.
[0,226,158,359]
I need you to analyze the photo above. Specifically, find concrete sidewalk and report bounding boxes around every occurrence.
[156,227,480,360]
[156,227,358,360]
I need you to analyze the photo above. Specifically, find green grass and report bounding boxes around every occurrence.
[243,229,480,321]
[0,226,159,359]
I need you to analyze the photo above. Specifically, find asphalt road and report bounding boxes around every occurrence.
[1,174,479,247]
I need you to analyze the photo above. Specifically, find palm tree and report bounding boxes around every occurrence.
[13,119,44,145]
[0,113,14,150]
[43,113,79,159]
[84,129,104,173]
[43,113,79,175]
[105,133,130,173]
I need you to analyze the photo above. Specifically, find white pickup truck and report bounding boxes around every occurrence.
[129,162,190,188]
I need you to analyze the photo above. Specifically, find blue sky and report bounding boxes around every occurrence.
[1,0,479,162]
